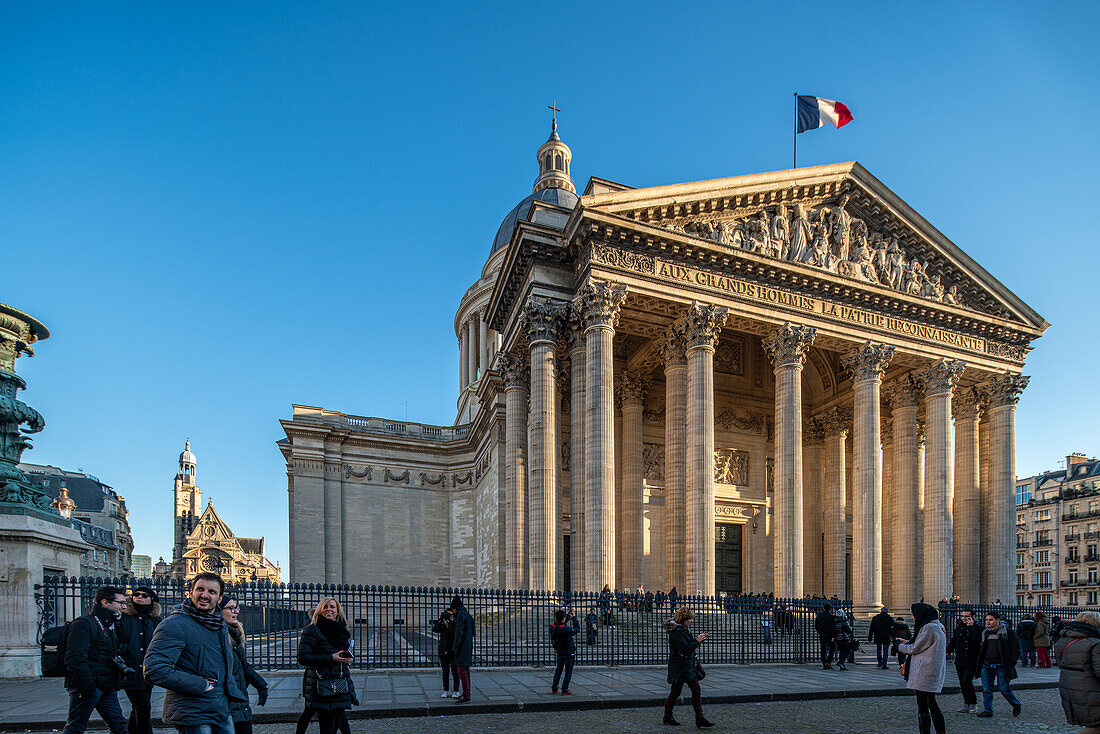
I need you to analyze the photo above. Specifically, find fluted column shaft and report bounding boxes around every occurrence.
[987,374,1029,603]
[620,374,646,589]
[467,318,479,386]
[880,420,895,611]
[953,390,981,601]
[459,331,469,390]
[501,354,529,589]
[888,374,921,610]
[822,415,848,599]
[569,339,587,590]
[921,360,963,602]
[978,413,992,601]
[662,331,688,594]
[803,424,825,597]
[479,313,488,380]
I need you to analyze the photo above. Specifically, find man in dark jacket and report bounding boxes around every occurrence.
[118,587,162,734]
[946,608,983,713]
[62,586,129,734]
[868,606,894,669]
[1054,611,1100,731]
[145,573,247,734]
[450,595,476,704]
[1016,614,1037,667]
[814,604,836,670]
[549,610,580,695]
[974,610,1022,718]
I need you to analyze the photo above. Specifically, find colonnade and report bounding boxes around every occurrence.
[458,308,499,391]
[498,280,1027,608]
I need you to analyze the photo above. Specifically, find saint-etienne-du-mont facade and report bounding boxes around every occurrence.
[280,124,1047,615]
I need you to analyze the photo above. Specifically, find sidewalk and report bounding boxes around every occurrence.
[0,664,1059,730]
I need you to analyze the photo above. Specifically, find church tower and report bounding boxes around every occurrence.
[534,114,575,194]
[172,440,201,566]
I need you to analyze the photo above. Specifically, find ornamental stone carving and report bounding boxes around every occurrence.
[383,468,410,484]
[884,373,923,409]
[763,323,817,369]
[643,443,664,482]
[920,359,965,396]
[591,244,655,274]
[524,297,566,344]
[953,386,982,421]
[419,472,446,487]
[841,341,896,383]
[657,322,688,367]
[682,302,729,350]
[714,449,749,486]
[344,464,373,480]
[715,407,765,434]
[574,279,628,330]
[804,417,825,445]
[880,416,894,446]
[714,340,744,375]
[498,352,529,390]
[984,373,1030,408]
[617,371,648,407]
[818,407,852,438]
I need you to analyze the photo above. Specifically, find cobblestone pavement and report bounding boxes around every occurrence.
[155,688,1073,734]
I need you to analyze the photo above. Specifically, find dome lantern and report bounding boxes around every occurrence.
[534,107,574,195]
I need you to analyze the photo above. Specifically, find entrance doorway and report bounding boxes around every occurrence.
[714,523,743,594]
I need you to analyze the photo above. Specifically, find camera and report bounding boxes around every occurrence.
[110,655,136,676]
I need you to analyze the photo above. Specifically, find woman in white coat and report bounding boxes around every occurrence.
[897,602,948,734]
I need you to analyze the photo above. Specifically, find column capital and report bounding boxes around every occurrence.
[764,322,817,369]
[884,373,923,410]
[919,359,965,397]
[804,417,825,445]
[658,322,688,368]
[616,370,648,408]
[499,352,529,390]
[524,297,566,345]
[565,307,587,353]
[681,301,729,350]
[574,278,628,330]
[982,373,1029,409]
[819,407,852,438]
[841,341,896,383]
[953,386,983,421]
[881,416,894,446]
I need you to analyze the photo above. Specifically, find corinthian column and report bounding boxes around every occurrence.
[479,310,489,380]
[880,416,894,611]
[803,419,825,596]
[764,322,817,599]
[886,374,921,608]
[953,387,981,601]
[525,298,565,590]
[683,303,728,596]
[459,329,468,390]
[567,314,587,590]
[467,317,478,386]
[660,324,688,594]
[619,371,647,589]
[820,408,850,599]
[842,342,895,614]
[575,279,628,592]
[920,359,965,602]
[500,353,529,589]
[978,398,992,601]
[985,373,1029,604]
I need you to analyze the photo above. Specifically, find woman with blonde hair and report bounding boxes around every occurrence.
[218,595,268,734]
[296,598,357,734]
[662,607,714,728]
[1055,610,1100,733]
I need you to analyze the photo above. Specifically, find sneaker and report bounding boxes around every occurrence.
[1012,702,1021,717]
[455,696,470,704]
[451,691,462,699]
[440,691,450,698]
[837,664,847,670]
[976,710,992,718]
[561,690,573,695]
[956,705,972,713]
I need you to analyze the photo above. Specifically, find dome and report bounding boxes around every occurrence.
[490,187,579,254]
[179,439,196,465]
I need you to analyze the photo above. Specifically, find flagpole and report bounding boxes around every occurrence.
[793,93,798,169]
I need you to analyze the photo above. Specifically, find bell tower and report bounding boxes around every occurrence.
[172,440,201,566]
[534,106,575,194]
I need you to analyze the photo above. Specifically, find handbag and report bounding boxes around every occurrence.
[313,665,350,699]
[694,659,707,680]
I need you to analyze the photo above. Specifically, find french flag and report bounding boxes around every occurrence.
[796,95,853,133]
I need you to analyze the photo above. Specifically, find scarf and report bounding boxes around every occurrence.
[92,604,119,630]
[316,615,351,651]
[910,602,939,642]
[173,598,227,632]
[132,601,155,616]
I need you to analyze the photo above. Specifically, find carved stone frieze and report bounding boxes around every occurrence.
[574,278,628,330]
[984,340,1027,363]
[643,443,664,482]
[715,504,759,519]
[714,339,744,376]
[561,440,570,473]
[983,373,1030,409]
[419,471,447,487]
[763,323,817,369]
[383,468,410,484]
[714,449,749,486]
[715,407,765,434]
[920,359,965,396]
[344,464,373,480]
[453,471,473,486]
[681,302,729,350]
[841,341,896,383]
[591,244,655,274]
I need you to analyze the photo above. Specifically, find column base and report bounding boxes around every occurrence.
[852,603,885,620]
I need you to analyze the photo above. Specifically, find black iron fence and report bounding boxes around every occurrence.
[36,577,854,669]
[937,602,1083,631]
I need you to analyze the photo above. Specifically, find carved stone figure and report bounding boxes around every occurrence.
[714,448,749,486]
[829,194,852,262]
[886,239,905,290]
[809,220,834,270]
[943,284,960,305]
[771,203,791,260]
[788,203,812,264]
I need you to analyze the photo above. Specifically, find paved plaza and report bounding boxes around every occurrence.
[0,663,1059,731]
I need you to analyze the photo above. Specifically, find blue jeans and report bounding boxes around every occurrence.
[176,718,234,734]
[980,662,1020,713]
[552,653,575,691]
[1018,639,1036,666]
[876,643,890,667]
[63,688,128,734]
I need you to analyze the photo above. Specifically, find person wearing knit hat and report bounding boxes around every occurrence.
[119,587,163,734]
[219,595,269,734]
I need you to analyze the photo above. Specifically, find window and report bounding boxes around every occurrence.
[1090,591,1098,606]
[1091,501,1099,514]
[1070,547,1081,562]
[1016,573,1026,588]
[1070,504,1080,517]
[1040,594,1053,606]
[1036,509,1051,521]
[1035,571,1051,587]
[1070,569,1080,583]
[1036,550,1050,566]
[1016,484,1032,505]
[1090,544,1098,559]
[1017,513,1025,524]
[1016,552,1026,568]
[1089,568,1098,584]
[1070,592,1079,606]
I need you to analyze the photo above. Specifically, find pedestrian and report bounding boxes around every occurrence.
[662,607,715,728]
[431,606,460,699]
[600,585,613,626]
[218,596,268,734]
[833,608,854,671]
[814,603,837,670]
[1035,611,1053,668]
[668,587,679,614]
[450,595,475,704]
[973,609,1022,718]
[585,609,599,646]
[869,606,894,670]
[549,609,580,695]
[892,616,913,669]
[1016,613,1037,667]
[62,585,129,734]
[118,586,162,734]
[1054,610,1100,733]
[144,573,248,734]
[296,598,357,734]
[946,607,983,714]
[896,603,947,734]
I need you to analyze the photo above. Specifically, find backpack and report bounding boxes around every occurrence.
[41,616,103,678]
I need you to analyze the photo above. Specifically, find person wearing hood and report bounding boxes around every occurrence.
[144,573,248,734]
[973,609,1022,718]
[118,586,162,734]
[896,603,947,734]
[62,586,129,734]
[450,595,476,704]
[297,598,357,734]
[662,607,715,728]
[218,596,268,734]
[1054,610,1100,733]
[549,610,580,695]
[869,606,894,670]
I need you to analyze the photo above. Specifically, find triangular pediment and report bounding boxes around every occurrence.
[186,501,242,550]
[581,162,1047,333]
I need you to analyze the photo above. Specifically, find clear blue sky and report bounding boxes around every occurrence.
[3,2,1097,573]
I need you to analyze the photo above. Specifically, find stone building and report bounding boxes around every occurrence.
[170,441,281,582]
[21,463,135,578]
[280,123,1047,613]
[1016,453,1100,607]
